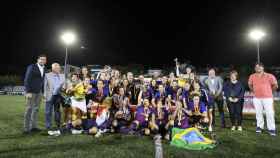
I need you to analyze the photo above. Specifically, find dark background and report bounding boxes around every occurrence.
[1,0,279,75]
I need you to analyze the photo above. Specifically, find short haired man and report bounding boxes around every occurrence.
[248,63,278,136]
[23,54,47,134]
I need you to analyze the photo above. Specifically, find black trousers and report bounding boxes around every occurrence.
[226,101,243,126]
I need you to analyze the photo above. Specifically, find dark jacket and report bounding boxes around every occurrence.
[24,64,46,93]
[223,81,245,101]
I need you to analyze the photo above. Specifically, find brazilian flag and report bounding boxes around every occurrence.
[170,128,216,150]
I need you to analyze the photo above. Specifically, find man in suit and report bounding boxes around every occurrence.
[44,63,65,130]
[23,54,47,134]
[204,68,225,132]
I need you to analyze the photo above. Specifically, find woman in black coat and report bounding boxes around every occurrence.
[223,70,245,131]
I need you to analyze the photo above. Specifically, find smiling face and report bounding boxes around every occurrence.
[52,63,61,74]
[37,56,47,66]
[123,79,129,87]
[71,74,79,82]
[138,75,144,82]
[143,99,150,107]
[186,67,192,74]
[151,79,156,87]
[208,69,216,78]
[127,72,134,82]
[193,96,200,105]
[162,76,167,84]
[184,82,190,91]
[158,84,164,93]
[81,67,88,77]
[119,87,125,96]
[171,81,177,88]
[230,71,238,82]
[255,64,264,73]
[193,82,200,91]
[97,80,104,90]
[114,70,120,78]
[84,77,91,85]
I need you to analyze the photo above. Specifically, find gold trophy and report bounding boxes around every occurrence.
[194,105,200,116]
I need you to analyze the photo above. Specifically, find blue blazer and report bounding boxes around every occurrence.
[24,64,46,93]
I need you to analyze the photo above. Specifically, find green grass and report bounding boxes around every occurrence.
[0,95,280,158]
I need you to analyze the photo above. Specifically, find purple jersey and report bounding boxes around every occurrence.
[182,89,189,99]
[91,80,109,87]
[142,90,152,100]
[168,87,179,101]
[174,109,190,129]
[148,86,157,97]
[200,89,211,105]
[91,88,109,103]
[188,101,207,113]
[135,105,153,124]
[154,91,167,103]
[152,107,169,124]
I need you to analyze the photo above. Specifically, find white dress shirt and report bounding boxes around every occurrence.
[37,63,44,77]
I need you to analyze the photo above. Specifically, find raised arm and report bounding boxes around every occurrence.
[176,65,180,77]
[174,58,181,77]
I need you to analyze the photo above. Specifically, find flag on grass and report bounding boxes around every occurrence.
[170,127,216,150]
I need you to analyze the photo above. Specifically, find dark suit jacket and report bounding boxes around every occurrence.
[24,64,46,93]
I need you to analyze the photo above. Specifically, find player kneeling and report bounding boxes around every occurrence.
[165,101,190,140]
[86,97,112,137]
[187,93,208,129]
[128,99,157,136]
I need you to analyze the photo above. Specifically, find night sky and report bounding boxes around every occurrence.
[2,0,280,74]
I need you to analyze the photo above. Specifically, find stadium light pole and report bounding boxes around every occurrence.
[61,31,76,83]
[248,29,266,63]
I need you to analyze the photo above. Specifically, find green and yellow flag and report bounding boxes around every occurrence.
[171,127,216,150]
